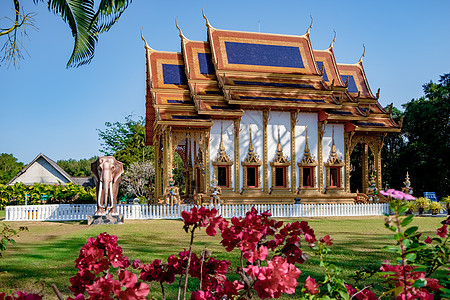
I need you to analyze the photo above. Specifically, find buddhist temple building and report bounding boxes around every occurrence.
[143,14,401,204]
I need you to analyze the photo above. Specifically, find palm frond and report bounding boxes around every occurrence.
[34,0,130,67]
[90,0,132,35]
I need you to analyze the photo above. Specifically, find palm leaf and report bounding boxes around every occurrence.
[90,0,132,35]
[36,0,130,67]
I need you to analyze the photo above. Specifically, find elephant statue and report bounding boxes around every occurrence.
[91,156,124,216]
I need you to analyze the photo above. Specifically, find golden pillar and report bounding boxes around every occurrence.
[318,121,324,193]
[154,136,161,199]
[344,132,351,193]
[290,112,297,194]
[204,129,210,190]
[362,143,369,192]
[234,119,240,193]
[375,137,383,191]
[263,110,269,194]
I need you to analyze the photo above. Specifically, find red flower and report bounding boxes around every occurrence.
[319,235,333,246]
[304,276,319,294]
[424,236,432,244]
[436,224,448,238]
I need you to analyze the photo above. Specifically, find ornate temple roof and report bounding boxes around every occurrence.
[144,17,401,145]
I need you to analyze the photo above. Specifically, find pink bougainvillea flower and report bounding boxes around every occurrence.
[304,276,319,295]
[436,224,448,238]
[190,290,213,300]
[319,235,333,246]
[424,236,433,244]
[245,256,301,299]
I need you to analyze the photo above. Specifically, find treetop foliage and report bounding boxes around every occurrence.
[0,153,24,185]
[382,73,449,198]
[57,157,97,177]
[97,115,154,169]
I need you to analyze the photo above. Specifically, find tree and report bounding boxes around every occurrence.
[1,0,131,68]
[399,74,450,197]
[97,115,154,169]
[57,157,97,177]
[120,161,155,199]
[0,153,24,184]
[381,106,406,190]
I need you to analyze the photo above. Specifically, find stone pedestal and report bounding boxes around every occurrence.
[87,214,124,226]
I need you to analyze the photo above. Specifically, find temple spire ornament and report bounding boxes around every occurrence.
[301,126,316,164]
[326,126,343,164]
[244,124,260,163]
[214,122,232,163]
[273,126,289,164]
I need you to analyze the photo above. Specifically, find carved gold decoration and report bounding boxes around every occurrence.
[401,172,413,195]
[317,121,324,193]
[324,126,344,193]
[234,119,240,193]
[290,112,296,194]
[212,123,234,192]
[298,126,319,194]
[241,125,263,194]
[263,111,269,194]
[270,126,290,194]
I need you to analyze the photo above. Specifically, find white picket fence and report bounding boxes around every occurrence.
[4,203,390,222]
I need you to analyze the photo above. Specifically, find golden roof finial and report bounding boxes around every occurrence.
[202,7,212,28]
[140,27,153,51]
[175,17,185,39]
[328,29,336,49]
[306,15,313,35]
[358,44,365,65]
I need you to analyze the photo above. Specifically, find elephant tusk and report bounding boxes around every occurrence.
[97,181,104,208]
[108,181,114,209]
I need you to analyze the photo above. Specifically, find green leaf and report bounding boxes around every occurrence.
[413,278,427,288]
[405,252,416,261]
[404,226,419,236]
[394,285,404,296]
[337,290,349,300]
[383,246,400,253]
[398,205,409,215]
[400,214,414,226]
[402,239,412,247]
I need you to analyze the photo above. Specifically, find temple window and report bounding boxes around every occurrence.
[270,126,290,193]
[275,166,286,187]
[212,123,234,192]
[330,167,340,187]
[217,166,229,187]
[302,167,314,187]
[298,127,318,193]
[247,166,258,187]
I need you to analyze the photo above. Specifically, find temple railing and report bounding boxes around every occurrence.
[4,203,391,221]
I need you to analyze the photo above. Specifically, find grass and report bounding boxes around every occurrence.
[0,215,446,298]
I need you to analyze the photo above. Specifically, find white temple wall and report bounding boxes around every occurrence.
[239,110,263,192]
[322,124,345,190]
[294,113,318,189]
[209,120,235,186]
[267,111,291,189]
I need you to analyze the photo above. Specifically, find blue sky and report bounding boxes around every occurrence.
[1,0,449,164]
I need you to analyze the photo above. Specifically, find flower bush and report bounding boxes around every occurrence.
[60,203,449,300]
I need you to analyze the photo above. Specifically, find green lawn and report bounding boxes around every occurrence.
[0,215,446,298]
